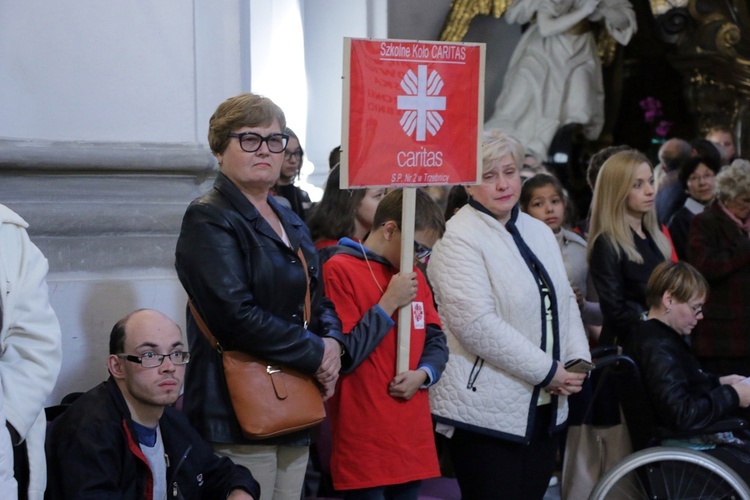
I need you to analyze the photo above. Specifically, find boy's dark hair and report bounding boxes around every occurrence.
[373,189,446,237]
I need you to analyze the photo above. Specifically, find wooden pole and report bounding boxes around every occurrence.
[396,187,416,374]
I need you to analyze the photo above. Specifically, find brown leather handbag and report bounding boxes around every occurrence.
[188,248,325,439]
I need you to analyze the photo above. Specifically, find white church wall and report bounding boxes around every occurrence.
[0,0,509,404]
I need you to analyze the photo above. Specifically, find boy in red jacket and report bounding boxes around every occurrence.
[322,189,448,499]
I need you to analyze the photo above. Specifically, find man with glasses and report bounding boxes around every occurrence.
[45,309,259,499]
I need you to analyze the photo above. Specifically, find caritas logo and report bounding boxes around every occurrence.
[397,65,446,141]
[412,301,425,329]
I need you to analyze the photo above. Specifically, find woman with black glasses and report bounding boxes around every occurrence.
[273,127,312,220]
[175,93,344,500]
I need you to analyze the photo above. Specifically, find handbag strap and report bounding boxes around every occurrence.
[188,299,223,352]
[296,247,311,328]
[188,247,311,352]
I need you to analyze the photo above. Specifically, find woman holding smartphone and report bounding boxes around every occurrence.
[428,130,590,499]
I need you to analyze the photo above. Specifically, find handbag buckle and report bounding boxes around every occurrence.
[267,365,288,400]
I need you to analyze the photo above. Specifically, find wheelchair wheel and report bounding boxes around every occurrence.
[589,446,750,500]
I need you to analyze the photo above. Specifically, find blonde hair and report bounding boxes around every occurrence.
[587,150,672,264]
[482,129,524,174]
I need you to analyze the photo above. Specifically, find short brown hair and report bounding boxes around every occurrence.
[208,93,286,155]
[645,261,709,309]
[373,189,446,237]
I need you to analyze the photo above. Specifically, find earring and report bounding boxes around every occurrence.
[665,308,671,314]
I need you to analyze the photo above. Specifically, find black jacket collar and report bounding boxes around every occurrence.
[214,173,303,251]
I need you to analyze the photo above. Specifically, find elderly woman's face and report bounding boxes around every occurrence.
[216,119,284,193]
[685,163,715,203]
[725,192,750,221]
[467,154,521,223]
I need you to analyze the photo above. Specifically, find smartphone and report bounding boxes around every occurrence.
[564,358,595,373]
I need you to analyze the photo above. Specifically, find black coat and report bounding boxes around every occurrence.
[175,173,343,444]
[46,378,259,499]
[588,231,665,345]
[624,319,739,432]
[667,205,694,261]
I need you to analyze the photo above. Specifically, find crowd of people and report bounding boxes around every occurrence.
[3,91,750,500]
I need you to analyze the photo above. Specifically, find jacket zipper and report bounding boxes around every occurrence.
[170,444,192,497]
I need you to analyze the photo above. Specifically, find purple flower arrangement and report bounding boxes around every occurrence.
[639,96,673,140]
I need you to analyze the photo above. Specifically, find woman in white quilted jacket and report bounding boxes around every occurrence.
[427,130,591,499]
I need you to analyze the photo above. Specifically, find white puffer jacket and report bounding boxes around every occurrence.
[0,205,62,499]
[428,204,589,442]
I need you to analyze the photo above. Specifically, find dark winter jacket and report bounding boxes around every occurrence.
[46,378,260,499]
[624,319,739,432]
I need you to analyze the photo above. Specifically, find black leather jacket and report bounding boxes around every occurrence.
[175,173,343,444]
[588,232,663,345]
[624,319,739,432]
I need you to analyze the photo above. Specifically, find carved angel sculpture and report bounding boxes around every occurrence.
[484,0,636,159]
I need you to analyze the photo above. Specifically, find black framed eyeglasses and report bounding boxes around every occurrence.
[688,303,704,317]
[117,351,191,368]
[228,132,289,153]
[284,149,304,161]
[414,241,432,260]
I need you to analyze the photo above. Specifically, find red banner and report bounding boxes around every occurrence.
[341,38,485,188]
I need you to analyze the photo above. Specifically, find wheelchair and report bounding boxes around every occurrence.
[584,348,750,500]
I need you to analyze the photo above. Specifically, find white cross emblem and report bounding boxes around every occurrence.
[397,65,446,141]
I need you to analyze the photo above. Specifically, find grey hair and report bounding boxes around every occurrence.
[482,129,525,174]
[715,159,750,203]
